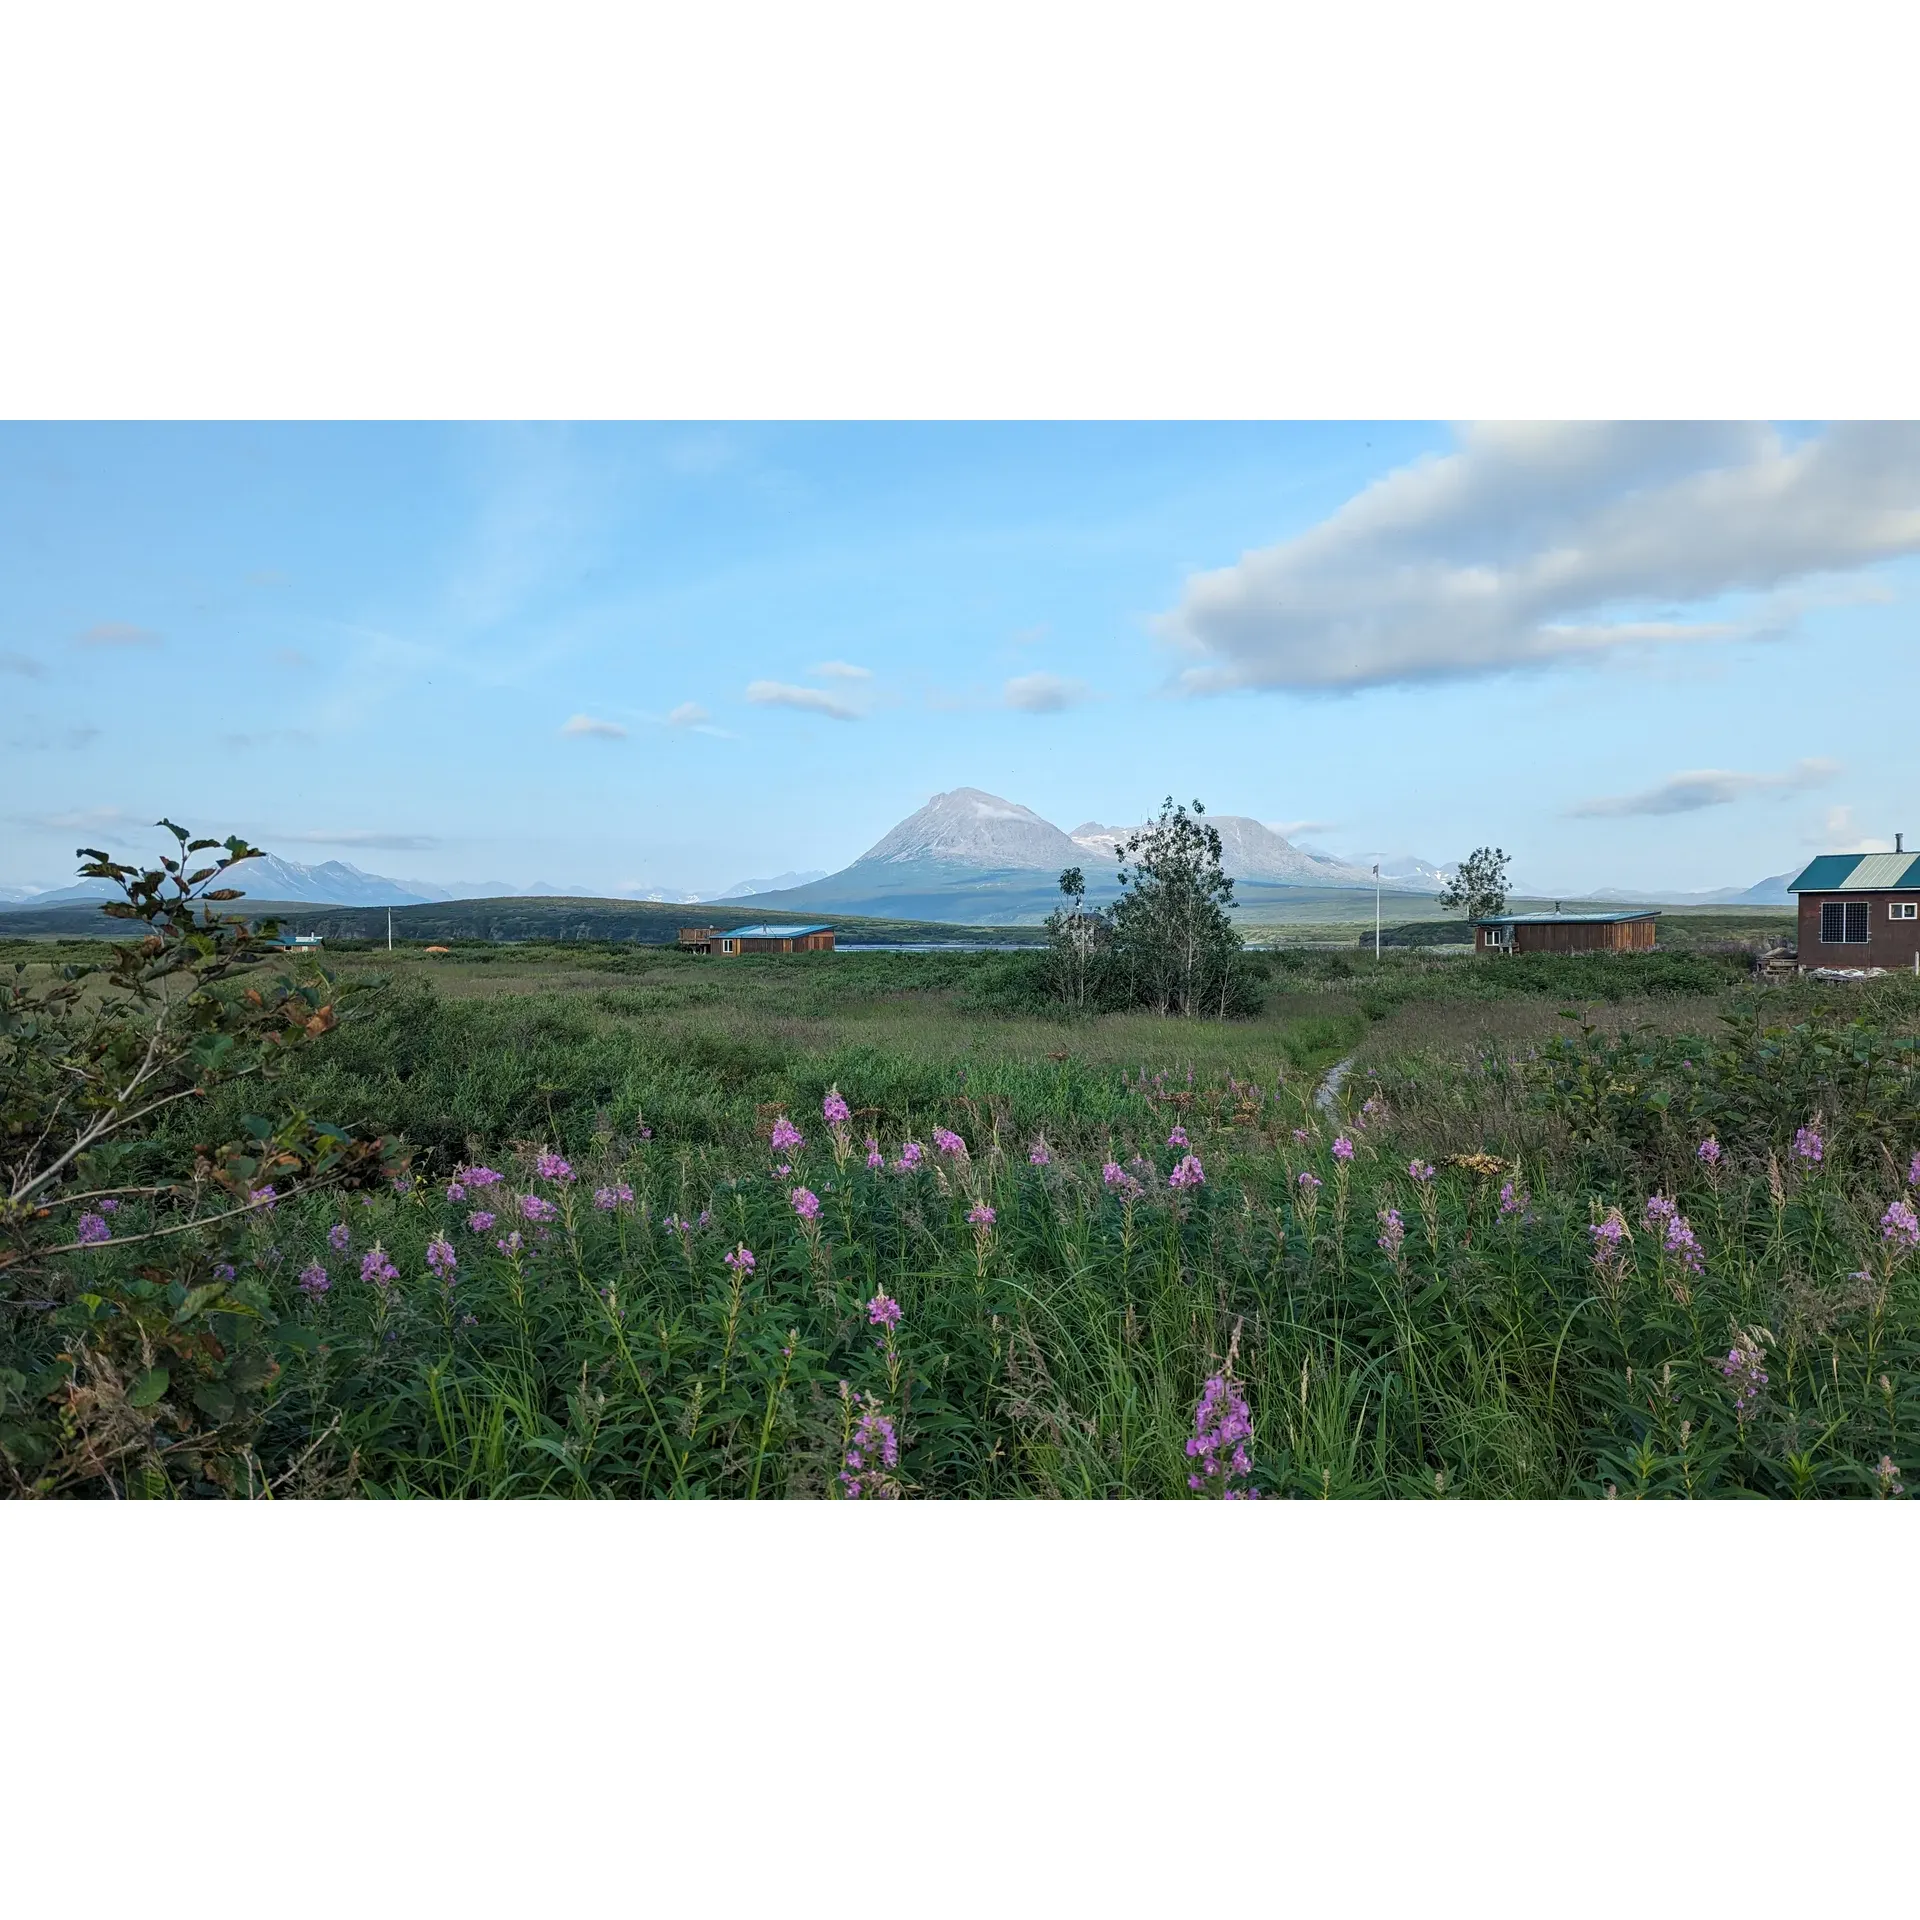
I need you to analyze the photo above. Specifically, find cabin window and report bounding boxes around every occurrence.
[1821,901,1869,943]
[1482,925,1511,948]
[1892,902,1918,921]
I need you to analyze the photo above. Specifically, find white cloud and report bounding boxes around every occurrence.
[809,661,872,681]
[75,621,161,648]
[746,680,861,721]
[561,714,628,739]
[1161,422,1920,691]
[282,829,442,851]
[666,702,710,727]
[1570,757,1840,818]
[1265,818,1337,838]
[1004,671,1091,713]
[1818,805,1896,853]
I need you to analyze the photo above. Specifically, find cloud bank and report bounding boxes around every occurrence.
[562,714,627,739]
[1570,757,1839,818]
[1162,423,1920,692]
[746,680,861,721]
[1004,671,1091,713]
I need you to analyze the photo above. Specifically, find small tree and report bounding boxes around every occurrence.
[1110,798,1245,1018]
[1438,846,1511,924]
[1043,865,1107,1010]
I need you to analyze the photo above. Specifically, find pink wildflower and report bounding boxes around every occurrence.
[519,1193,558,1224]
[1168,1154,1206,1190]
[535,1151,574,1184]
[1331,1136,1354,1162]
[967,1202,996,1229]
[467,1209,496,1233]
[1166,1125,1189,1149]
[770,1116,805,1152]
[867,1289,902,1328]
[822,1087,851,1127]
[790,1186,821,1222]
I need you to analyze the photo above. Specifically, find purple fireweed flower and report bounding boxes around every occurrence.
[895,1140,924,1172]
[251,1185,278,1213]
[774,1163,791,1177]
[97,1198,119,1214]
[1297,1170,1322,1193]
[1291,1127,1310,1144]
[426,1234,457,1280]
[769,1116,805,1153]
[1103,1160,1128,1188]
[76,1211,112,1245]
[1697,1137,1722,1166]
[1185,1373,1257,1498]
[1793,1126,1824,1164]
[790,1186,821,1222]
[390,1174,414,1196]
[1166,1125,1190,1149]
[866,1144,885,1171]
[445,1181,467,1203]
[1663,1213,1705,1276]
[838,1399,901,1498]
[1331,1136,1354,1162]
[1029,1140,1052,1166]
[932,1126,967,1157]
[594,1183,634,1211]
[467,1209,496,1233]
[360,1245,399,1288]
[967,1202,996,1229]
[535,1151,574,1184]
[867,1289,902,1327]
[1644,1194,1678,1233]
[822,1088,851,1127]
[1881,1199,1920,1253]
[1498,1180,1527,1217]
[724,1244,756,1274]
[1376,1207,1406,1258]
[1168,1154,1206,1190]
[1878,1455,1905,1498]
[494,1231,524,1257]
[1408,1159,1436,1183]
[662,1213,692,1236]
[1589,1214,1628,1259]
[462,1165,504,1189]
[1721,1338,1769,1419]
[213,1262,236,1281]
[297,1260,330,1297]
[1360,1095,1385,1122]
[519,1193,558,1224]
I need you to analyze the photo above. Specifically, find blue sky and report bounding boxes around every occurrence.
[4,420,1917,898]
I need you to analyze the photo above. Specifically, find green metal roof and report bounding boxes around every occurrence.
[1789,853,1920,892]
[721,923,834,938]
[1473,910,1659,926]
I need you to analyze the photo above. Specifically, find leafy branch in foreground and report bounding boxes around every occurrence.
[0,821,400,1494]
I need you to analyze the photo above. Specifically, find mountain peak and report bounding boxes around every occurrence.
[854,788,1081,870]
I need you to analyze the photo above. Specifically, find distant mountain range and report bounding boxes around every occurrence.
[0,790,1805,925]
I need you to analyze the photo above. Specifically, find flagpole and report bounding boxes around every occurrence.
[1374,860,1381,960]
[387,908,393,952]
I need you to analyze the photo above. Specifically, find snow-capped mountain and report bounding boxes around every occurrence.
[1073,815,1395,888]
[710,870,830,900]
[854,788,1084,871]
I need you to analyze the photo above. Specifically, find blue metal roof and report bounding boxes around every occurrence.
[1473,910,1659,925]
[1789,853,1920,892]
[722,923,833,938]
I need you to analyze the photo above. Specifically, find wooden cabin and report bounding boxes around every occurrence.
[679,922,836,956]
[1789,838,1920,971]
[1473,910,1658,955]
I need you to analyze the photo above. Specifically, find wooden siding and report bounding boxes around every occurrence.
[716,930,836,957]
[1476,919,1656,955]
[1797,893,1920,971]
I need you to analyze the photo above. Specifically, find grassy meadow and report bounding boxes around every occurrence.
[12,929,1920,1499]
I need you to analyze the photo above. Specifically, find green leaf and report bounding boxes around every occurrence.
[192,1381,236,1423]
[127,1367,170,1408]
[173,1282,227,1324]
